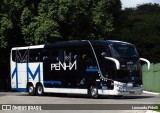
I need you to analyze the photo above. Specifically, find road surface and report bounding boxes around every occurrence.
[0,92,159,113]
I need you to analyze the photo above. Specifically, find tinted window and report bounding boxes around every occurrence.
[93,45,111,63]
[14,49,29,63]
[29,49,41,62]
[78,46,95,63]
[12,50,16,62]
[41,49,59,62]
[110,44,138,58]
[64,48,78,63]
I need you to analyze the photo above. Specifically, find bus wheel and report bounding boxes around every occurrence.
[28,84,35,96]
[36,85,44,96]
[89,85,98,98]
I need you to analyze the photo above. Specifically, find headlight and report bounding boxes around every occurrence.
[126,83,133,88]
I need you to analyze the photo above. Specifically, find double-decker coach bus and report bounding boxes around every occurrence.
[10,40,150,98]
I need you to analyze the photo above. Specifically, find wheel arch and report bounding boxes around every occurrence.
[26,82,34,92]
[87,83,98,94]
[35,82,43,88]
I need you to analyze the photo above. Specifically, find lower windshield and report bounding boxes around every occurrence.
[110,44,138,58]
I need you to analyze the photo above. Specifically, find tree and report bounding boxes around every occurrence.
[37,0,120,40]
[1,0,121,46]
[119,3,160,63]
[0,15,13,48]
[21,8,61,45]
[0,0,25,48]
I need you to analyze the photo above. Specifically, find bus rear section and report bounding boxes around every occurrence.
[10,40,150,98]
[10,45,44,95]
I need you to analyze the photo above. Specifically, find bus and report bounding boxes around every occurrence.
[10,40,150,98]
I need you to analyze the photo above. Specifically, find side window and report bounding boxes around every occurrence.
[41,48,59,62]
[41,49,49,61]
[11,49,29,63]
[52,49,59,62]
[94,45,110,61]
[64,48,78,63]
[57,49,64,62]
[78,46,95,63]
[12,50,16,62]
[29,49,41,62]
[17,49,28,63]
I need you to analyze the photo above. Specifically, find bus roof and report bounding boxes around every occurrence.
[11,45,44,50]
[44,40,133,48]
[11,40,133,50]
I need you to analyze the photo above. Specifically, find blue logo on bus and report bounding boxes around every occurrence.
[12,63,41,88]
[27,64,40,81]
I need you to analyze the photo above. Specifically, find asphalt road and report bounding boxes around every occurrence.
[0,92,159,113]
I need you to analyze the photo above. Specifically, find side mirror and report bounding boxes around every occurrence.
[140,58,150,69]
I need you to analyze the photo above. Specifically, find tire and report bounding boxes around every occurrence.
[89,85,99,98]
[28,84,35,96]
[36,85,44,96]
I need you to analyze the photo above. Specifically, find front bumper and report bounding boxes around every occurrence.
[98,81,143,96]
[98,87,143,96]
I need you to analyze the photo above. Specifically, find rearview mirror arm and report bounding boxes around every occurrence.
[140,58,150,69]
[104,57,120,70]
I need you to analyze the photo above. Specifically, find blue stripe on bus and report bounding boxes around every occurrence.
[44,81,61,85]
[12,63,18,88]
[86,68,99,72]
[12,88,27,92]
[27,63,29,83]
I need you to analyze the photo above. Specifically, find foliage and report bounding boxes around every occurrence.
[37,0,118,40]
[0,15,13,48]
[116,3,160,63]
[0,0,119,47]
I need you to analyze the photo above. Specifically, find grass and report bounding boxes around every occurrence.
[154,105,160,112]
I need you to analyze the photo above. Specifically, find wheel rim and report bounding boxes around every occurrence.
[91,87,98,96]
[38,86,43,94]
[29,86,33,93]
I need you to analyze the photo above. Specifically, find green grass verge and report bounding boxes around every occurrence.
[154,105,160,112]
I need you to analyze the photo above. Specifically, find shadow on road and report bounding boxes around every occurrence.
[0,94,6,97]
[16,92,155,100]
[1,91,154,99]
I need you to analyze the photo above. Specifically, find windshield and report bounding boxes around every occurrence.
[110,44,138,58]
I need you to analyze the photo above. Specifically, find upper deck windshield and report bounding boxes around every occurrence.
[110,44,139,58]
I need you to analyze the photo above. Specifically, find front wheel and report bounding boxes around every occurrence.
[36,85,44,96]
[89,85,99,98]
